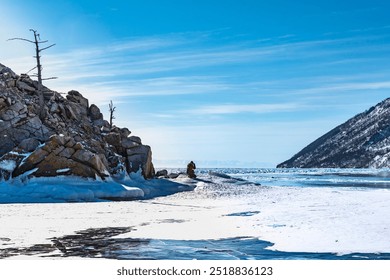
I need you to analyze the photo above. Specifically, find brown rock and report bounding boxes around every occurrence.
[88,104,103,121]
[66,90,89,109]
[42,136,67,153]
[65,105,78,120]
[122,138,139,149]
[72,149,109,177]
[73,142,84,150]
[65,138,76,148]
[104,133,121,148]
[72,149,94,163]
[0,98,7,109]
[52,146,65,156]
[155,169,168,178]
[17,81,35,92]
[58,147,75,158]
[120,128,131,138]
[50,135,68,146]
[129,135,142,145]
[35,153,96,178]
[126,145,150,156]
[18,138,40,152]
[12,148,49,177]
[25,148,49,165]
[126,145,154,178]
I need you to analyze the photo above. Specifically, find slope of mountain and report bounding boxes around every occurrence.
[277,98,390,168]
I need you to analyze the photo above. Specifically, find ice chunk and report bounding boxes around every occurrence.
[0,160,17,172]
[56,168,71,173]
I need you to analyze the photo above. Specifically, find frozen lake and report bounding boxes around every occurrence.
[200,167,390,189]
[1,168,390,259]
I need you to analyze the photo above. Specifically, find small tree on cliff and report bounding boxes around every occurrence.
[109,100,116,130]
[8,29,57,119]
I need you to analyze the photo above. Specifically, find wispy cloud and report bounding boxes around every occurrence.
[4,31,388,97]
[58,76,231,105]
[13,32,380,108]
[288,81,390,96]
[27,33,386,83]
[184,103,302,115]
[3,30,390,119]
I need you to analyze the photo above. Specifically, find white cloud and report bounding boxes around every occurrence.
[183,103,302,115]
[289,81,390,96]
[49,76,231,106]
[4,31,387,106]
[6,33,373,83]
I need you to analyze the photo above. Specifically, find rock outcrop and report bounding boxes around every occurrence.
[277,97,390,168]
[0,63,155,180]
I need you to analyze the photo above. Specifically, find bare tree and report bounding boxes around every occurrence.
[8,29,56,119]
[109,100,116,130]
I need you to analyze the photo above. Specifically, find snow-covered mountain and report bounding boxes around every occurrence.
[278,98,390,168]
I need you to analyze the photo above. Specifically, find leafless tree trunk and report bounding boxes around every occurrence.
[109,100,116,130]
[8,29,56,120]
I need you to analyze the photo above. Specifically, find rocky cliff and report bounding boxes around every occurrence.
[277,97,390,168]
[0,63,155,180]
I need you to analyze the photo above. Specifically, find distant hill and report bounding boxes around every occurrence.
[277,98,390,168]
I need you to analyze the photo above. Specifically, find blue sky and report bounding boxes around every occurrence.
[2,1,390,167]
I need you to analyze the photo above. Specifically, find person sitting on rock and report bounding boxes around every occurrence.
[186,161,196,178]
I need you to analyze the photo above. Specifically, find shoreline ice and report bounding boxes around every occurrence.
[0,170,193,203]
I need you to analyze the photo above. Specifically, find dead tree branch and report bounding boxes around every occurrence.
[109,100,116,130]
[8,29,56,120]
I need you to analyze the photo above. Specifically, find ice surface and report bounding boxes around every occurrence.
[0,169,389,258]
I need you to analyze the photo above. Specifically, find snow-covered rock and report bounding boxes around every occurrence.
[0,62,155,184]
